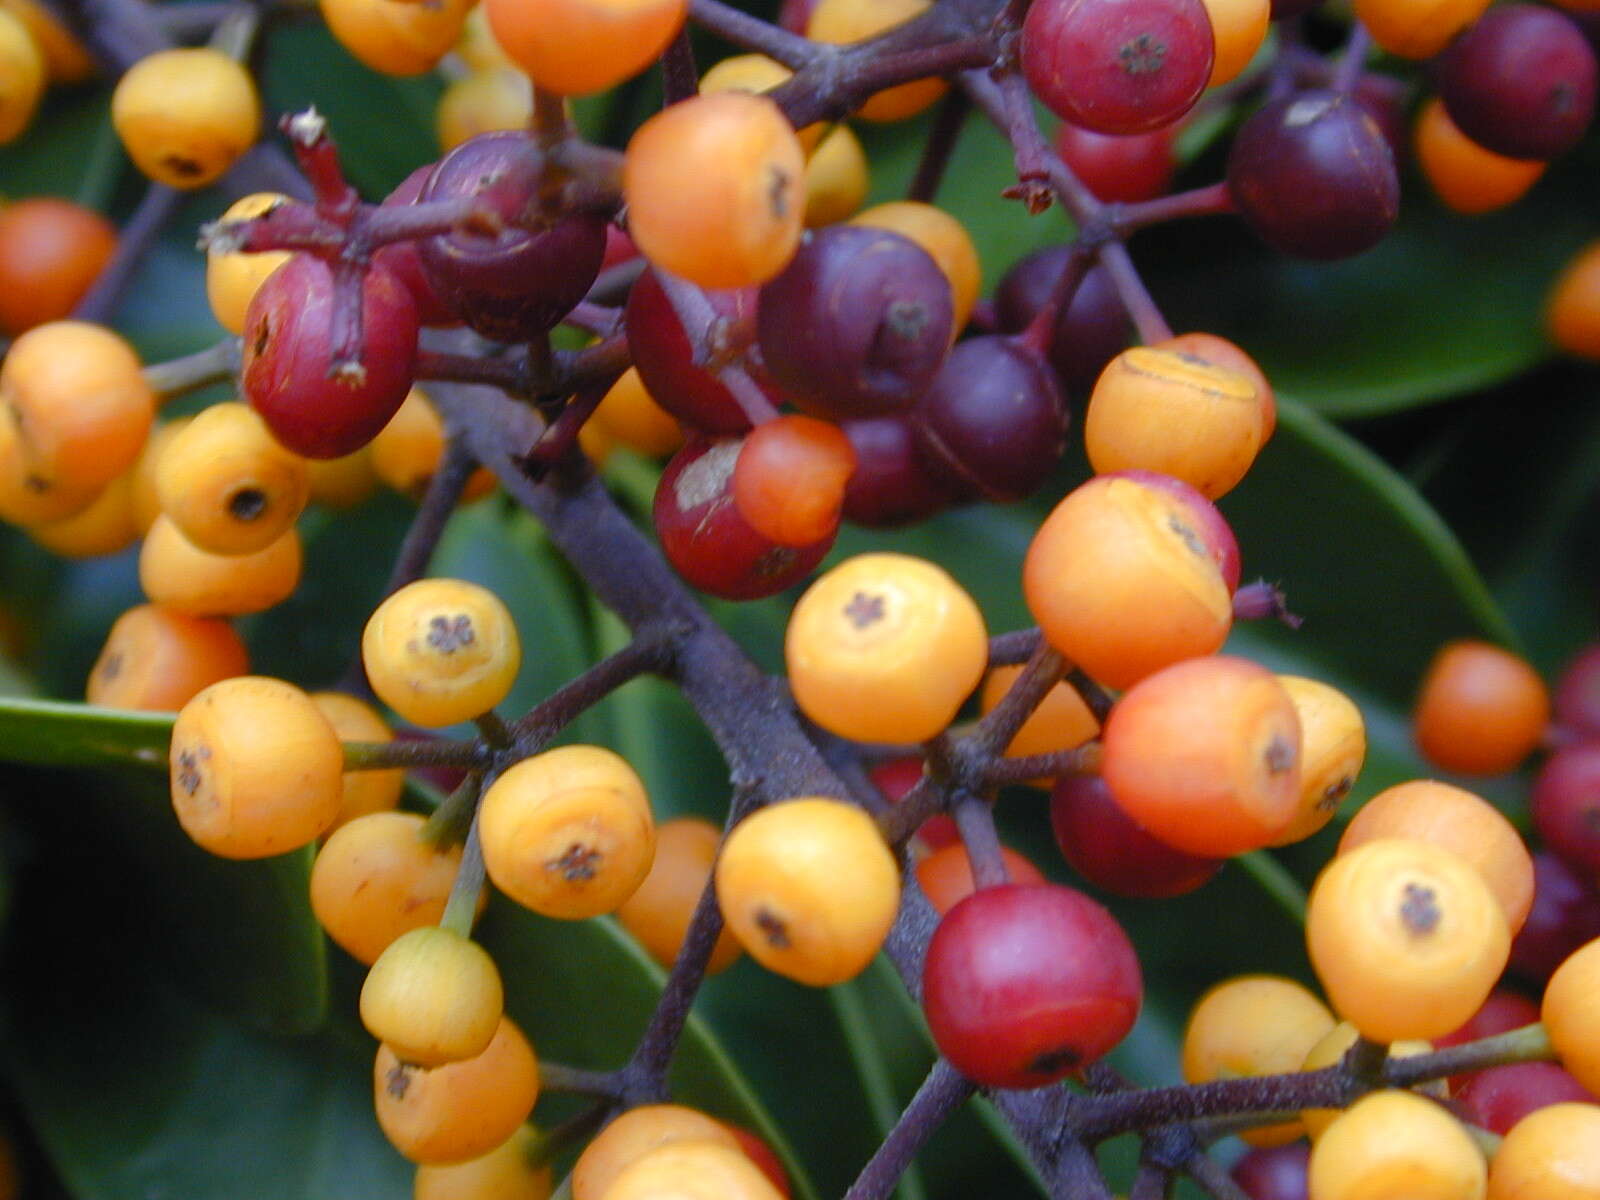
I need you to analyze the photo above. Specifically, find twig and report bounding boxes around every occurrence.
[842,1060,975,1200]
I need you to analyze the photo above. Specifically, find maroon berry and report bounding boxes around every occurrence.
[756,226,953,421]
[841,414,955,528]
[1049,774,1223,898]
[1437,5,1597,161]
[372,166,461,327]
[1532,746,1600,875]
[1509,850,1600,982]
[1353,74,1411,167]
[1055,121,1177,203]
[653,435,831,601]
[911,336,1070,503]
[1553,644,1600,737]
[418,132,606,343]
[1230,1142,1310,1200]
[922,882,1142,1088]
[1021,0,1215,135]
[1456,1062,1596,1135]
[994,250,1130,393]
[1226,90,1400,260]
[241,254,419,459]
[625,267,765,435]
[1437,987,1541,1089]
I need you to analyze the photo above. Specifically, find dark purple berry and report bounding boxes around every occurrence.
[373,166,460,328]
[1227,90,1400,260]
[1510,850,1600,983]
[1230,1142,1309,1200]
[1438,5,1597,161]
[994,250,1129,392]
[1457,1062,1596,1135]
[418,132,606,343]
[1532,745,1600,876]
[756,225,953,421]
[1353,73,1411,167]
[840,414,956,528]
[911,336,1070,503]
[1554,644,1600,738]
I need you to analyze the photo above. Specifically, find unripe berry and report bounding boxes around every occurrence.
[1355,0,1490,58]
[1268,675,1365,846]
[111,48,260,188]
[1413,639,1549,776]
[360,926,503,1066]
[320,0,472,76]
[616,816,742,974]
[848,201,981,334]
[28,472,139,559]
[803,124,871,227]
[312,812,467,964]
[484,0,686,96]
[0,8,44,145]
[915,842,1046,915]
[310,691,405,832]
[1489,1102,1600,1200]
[206,193,293,336]
[602,1140,783,1200]
[140,516,302,617]
[1415,98,1546,215]
[1542,937,1600,1094]
[572,1106,741,1200]
[0,198,117,335]
[1310,1090,1486,1200]
[435,68,532,152]
[413,1125,552,1200]
[87,604,249,712]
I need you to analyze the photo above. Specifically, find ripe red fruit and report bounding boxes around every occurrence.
[1532,745,1600,875]
[841,414,955,528]
[1055,121,1177,203]
[1049,773,1223,898]
[372,166,461,327]
[1456,1062,1596,1135]
[922,882,1142,1088]
[241,254,420,459]
[1230,1142,1310,1200]
[1554,644,1600,737]
[993,250,1130,393]
[1021,0,1214,135]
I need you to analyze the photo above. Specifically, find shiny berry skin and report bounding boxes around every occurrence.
[993,250,1129,392]
[1354,0,1489,58]
[1050,773,1224,898]
[1533,744,1600,875]
[0,197,117,336]
[1270,675,1365,846]
[1555,644,1600,736]
[756,226,953,420]
[484,0,685,97]
[1054,121,1177,203]
[923,882,1142,1088]
[418,133,606,342]
[1022,0,1214,135]
[654,436,833,601]
[1510,851,1600,983]
[1227,91,1400,261]
[111,48,260,189]
[372,167,462,328]
[840,414,956,528]
[1123,468,1245,587]
[1415,97,1546,215]
[732,415,855,547]
[1413,640,1549,777]
[1490,1103,1600,1200]
[1438,5,1596,161]
[911,336,1069,503]
[624,268,764,436]
[1459,1062,1596,1135]
[241,254,419,459]
[572,1104,742,1200]
[1310,1091,1486,1200]
[1230,1142,1310,1200]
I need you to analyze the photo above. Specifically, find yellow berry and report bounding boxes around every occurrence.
[806,0,947,121]
[413,1125,552,1200]
[1489,1102,1600,1200]
[1543,937,1600,1094]
[436,68,532,152]
[602,1140,783,1200]
[803,123,870,228]
[593,369,682,460]
[1310,1090,1486,1200]
[1269,675,1366,846]
[616,816,742,974]
[0,8,44,145]
[207,193,293,335]
[1299,1021,1438,1138]
[849,201,981,335]
[371,389,496,502]
[111,48,261,188]
[28,471,139,559]
[320,0,473,76]
[571,1105,740,1200]
[361,925,503,1066]
[140,515,302,616]
[310,691,405,832]
[87,603,249,712]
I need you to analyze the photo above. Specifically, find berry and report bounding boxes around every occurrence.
[140,516,302,617]
[168,676,344,859]
[0,197,117,335]
[1050,773,1225,897]
[361,578,521,728]
[1510,852,1600,983]
[1305,837,1511,1042]
[805,0,947,122]
[1548,241,1600,359]
[1197,0,1269,86]
[1299,1021,1440,1138]
[624,92,805,290]
[360,925,503,1066]
[1153,331,1277,441]
[915,842,1047,914]
[715,797,899,987]
[1354,0,1489,57]
[206,193,293,336]
[477,745,656,920]
[310,691,405,831]
[1532,744,1600,875]
[1227,91,1400,260]
[848,201,981,334]
[373,167,461,328]
[1489,1103,1600,1200]
[110,48,260,189]
[1268,675,1366,846]
[699,54,822,152]
[654,436,834,601]
[1413,639,1549,776]
[980,665,1100,765]
[1230,1143,1309,1200]
[616,816,742,975]
[922,882,1142,1088]
[602,1141,783,1200]
[87,604,249,712]
[1553,644,1600,736]
[911,335,1070,503]
[1054,122,1177,204]
[572,1105,741,1200]
[1309,1091,1486,1200]
[839,414,955,528]
[785,552,988,744]
[1021,0,1215,135]
[803,124,871,227]
[28,472,139,559]
[319,0,472,76]
[0,8,43,145]
[435,68,532,152]
[241,253,420,459]
[993,250,1129,393]
[1437,5,1596,161]
[731,415,856,547]
[1458,1062,1596,1136]
[417,133,606,343]
[1414,97,1546,215]
[757,225,953,420]
[413,1125,552,1200]
[592,368,683,460]
[484,0,686,96]
[371,388,496,502]
[1543,937,1600,1094]
[1100,656,1302,857]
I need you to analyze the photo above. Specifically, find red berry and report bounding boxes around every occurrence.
[841,414,956,528]
[1049,773,1224,898]
[993,250,1130,393]
[1055,121,1177,203]
[373,166,461,327]
[1230,1141,1310,1200]
[1532,745,1600,875]
[1456,1061,1596,1135]
[1554,644,1600,737]
[922,882,1142,1088]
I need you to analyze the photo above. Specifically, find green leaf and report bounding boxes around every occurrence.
[0,695,170,770]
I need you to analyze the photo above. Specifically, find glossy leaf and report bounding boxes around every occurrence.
[0,695,170,770]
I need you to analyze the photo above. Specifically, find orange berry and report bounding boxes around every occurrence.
[979,665,1100,768]
[132,418,191,533]
[803,124,870,227]
[1415,98,1545,215]
[1100,656,1302,858]
[603,1140,784,1200]
[206,193,293,336]
[312,811,467,964]
[304,447,379,509]
[615,816,742,974]
[140,516,302,616]
[320,0,472,76]
[0,0,93,82]
[806,0,947,122]
[785,553,987,744]
[716,797,899,986]
[0,321,155,525]
[87,603,249,711]
[1548,240,1600,359]
[1543,937,1600,1094]
[1489,1102,1600,1200]
[361,925,503,1066]
[593,368,683,460]
[1152,331,1276,441]
[1085,346,1266,499]
[1269,675,1366,846]
[1340,779,1535,936]
[484,0,686,96]
[915,843,1047,915]
[699,54,822,152]
[1355,0,1491,57]
[28,471,139,559]
[413,1125,552,1200]
[371,388,496,503]
[1299,1021,1438,1138]
[311,691,405,831]
[168,676,344,858]
[362,578,521,728]
[1180,975,1335,1146]
[1306,837,1511,1042]
[375,1016,539,1164]
[1023,473,1233,690]
[849,202,981,334]
[624,92,806,290]
[478,745,656,920]
[0,9,43,144]
[732,415,855,547]
[1198,0,1269,85]
[1310,1090,1487,1200]
[436,68,532,152]
[571,1105,740,1200]
[1413,639,1550,776]
[0,198,117,336]
[111,48,261,188]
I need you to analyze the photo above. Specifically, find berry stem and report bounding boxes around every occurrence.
[971,641,1067,757]
[983,743,1100,786]
[414,350,531,394]
[1183,1149,1252,1200]
[420,773,483,848]
[341,738,487,771]
[908,87,973,203]
[473,710,516,750]
[1112,182,1237,236]
[842,1059,975,1200]
[1128,1161,1170,1200]
[687,0,822,70]
[532,1063,626,1098]
[1052,1136,1116,1199]
[205,2,258,60]
[1383,1022,1555,1085]
[509,625,679,750]
[660,26,700,106]
[1332,22,1372,94]
[1232,580,1302,628]
[439,812,487,935]
[1099,242,1173,343]
[952,789,1010,888]
[988,627,1043,665]
[379,434,479,599]
[72,183,182,324]
[142,336,242,399]
[1017,244,1091,355]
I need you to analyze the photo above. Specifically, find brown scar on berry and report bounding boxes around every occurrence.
[228,488,268,522]
[98,652,122,680]
[767,165,791,219]
[1028,1044,1081,1075]
[843,591,885,629]
[161,154,205,180]
[385,1063,414,1100]
[1400,881,1441,936]
[1319,776,1354,811]
[1263,735,1295,773]
[754,906,791,948]
[253,316,271,358]
[1168,514,1207,559]
[175,745,208,795]
[426,614,475,653]
[547,842,601,882]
